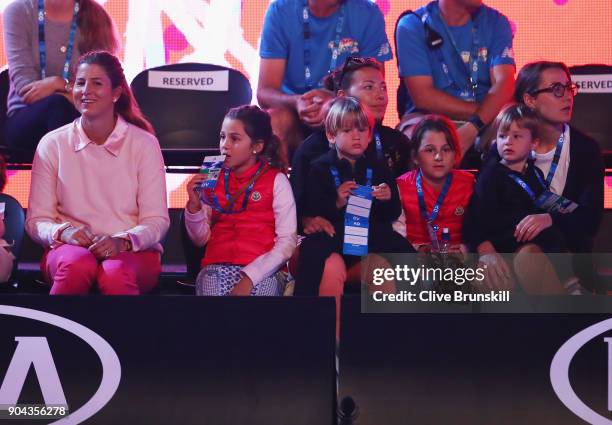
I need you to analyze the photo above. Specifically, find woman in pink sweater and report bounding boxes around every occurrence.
[26,51,169,295]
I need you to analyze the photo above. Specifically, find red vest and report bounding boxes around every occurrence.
[202,162,280,267]
[396,169,474,246]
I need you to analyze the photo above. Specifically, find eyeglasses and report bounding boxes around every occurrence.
[420,145,455,157]
[530,82,578,98]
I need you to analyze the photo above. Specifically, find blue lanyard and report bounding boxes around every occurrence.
[200,162,267,214]
[430,4,481,100]
[544,126,566,187]
[330,166,372,188]
[302,1,346,91]
[37,0,80,80]
[416,170,453,230]
[506,168,547,202]
[373,131,383,161]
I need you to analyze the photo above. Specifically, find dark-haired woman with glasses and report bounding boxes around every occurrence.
[503,61,604,291]
[290,56,411,238]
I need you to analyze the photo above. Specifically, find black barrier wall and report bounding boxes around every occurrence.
[339,295,612,425]
[0,296,337,425]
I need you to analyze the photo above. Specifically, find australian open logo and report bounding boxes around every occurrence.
[0,305,121,424]
[550,318,612,424]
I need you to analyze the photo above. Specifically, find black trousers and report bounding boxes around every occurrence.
[294,226,415,296]
[5,94,80,152]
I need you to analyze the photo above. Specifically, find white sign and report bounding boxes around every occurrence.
[148,70,229,91]
[572,74,612,93]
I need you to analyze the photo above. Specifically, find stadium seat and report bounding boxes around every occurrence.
[0,193,25,282]
[130,63,252,166]
[570,64,612,159]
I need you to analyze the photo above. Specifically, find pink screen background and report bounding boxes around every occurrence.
[0,0,610,208]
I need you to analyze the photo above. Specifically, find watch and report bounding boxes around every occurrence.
[467,114,486,133]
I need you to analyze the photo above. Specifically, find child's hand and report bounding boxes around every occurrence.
[514,213,552,242]
[186,174,207,213]
[336,181,358,209]
[302,216,335,237]
[230,275,254,296]
[371,183,391,201]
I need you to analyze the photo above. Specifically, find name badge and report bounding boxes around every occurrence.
[343,185,372,256]
[535,190,579,213]
[198,155,226,191]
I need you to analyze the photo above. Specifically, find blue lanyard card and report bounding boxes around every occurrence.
[345,185,373,217]
[343,215,369,256]
[198,155,226,190]
[535,190,578,213]
[343,184,372,256]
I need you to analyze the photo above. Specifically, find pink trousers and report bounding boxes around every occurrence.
[42,245,161,295]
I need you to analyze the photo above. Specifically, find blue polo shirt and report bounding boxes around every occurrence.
[396,1,515,113]
[260,0,393,95]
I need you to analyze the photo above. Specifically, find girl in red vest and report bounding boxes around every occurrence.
[184,105,297,296]
[396,115,474,253]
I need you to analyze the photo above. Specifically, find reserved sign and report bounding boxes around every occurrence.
[572,74,612,93]
[147,70,229,91]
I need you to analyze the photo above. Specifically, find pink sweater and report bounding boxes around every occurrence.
[26,117,170,252]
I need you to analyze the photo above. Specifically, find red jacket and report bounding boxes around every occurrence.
[203,162,280,267]
[396,169,474,246]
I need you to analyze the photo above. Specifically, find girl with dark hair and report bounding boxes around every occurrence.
[3,0,121,155]
[396,115,474,251]
[185,105,297,296]
[291,56,411,235]
[25,50,169,295]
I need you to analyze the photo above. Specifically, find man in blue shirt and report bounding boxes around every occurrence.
[258,0,392,156]
[396,0,515,153]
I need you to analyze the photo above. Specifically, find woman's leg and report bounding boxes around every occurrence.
[251,271,287,296]
[0,248,13,283]
[5,94,79,151]
[96,251,161,295]
[344,254,396,294]
[195,264,242,296]
[319,253,347,339]
[295,232,342,296]
[513,244,565,294]
[42,245,98,295]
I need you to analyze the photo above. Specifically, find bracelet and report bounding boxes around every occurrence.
[56,224,73,241]
[467,114,486,133]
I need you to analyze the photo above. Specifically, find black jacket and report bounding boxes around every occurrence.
[303,149,402,237]
[291,123,411,226]
[484,126,604,252]
[463,160,550,251]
